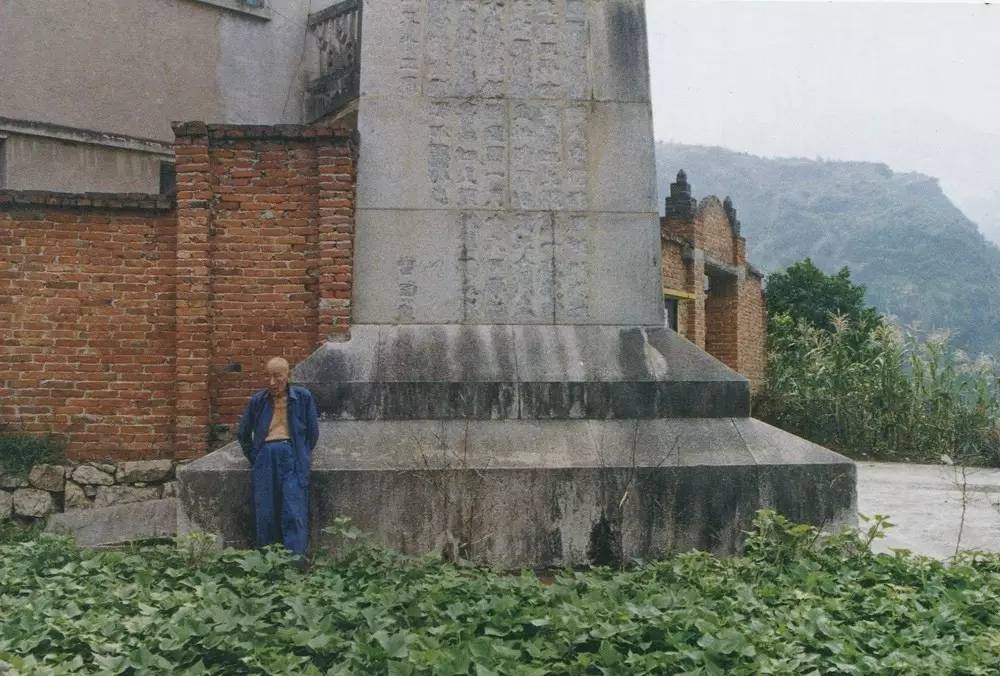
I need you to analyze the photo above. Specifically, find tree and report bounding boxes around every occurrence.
[765,259,879,335]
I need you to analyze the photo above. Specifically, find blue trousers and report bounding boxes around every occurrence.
[252,440,309,557]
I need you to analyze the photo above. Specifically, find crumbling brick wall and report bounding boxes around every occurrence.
[1,123,357,461]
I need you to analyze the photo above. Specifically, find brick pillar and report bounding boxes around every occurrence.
[171,122,213,458]
[685,249,706,349]
[316,133,357,342]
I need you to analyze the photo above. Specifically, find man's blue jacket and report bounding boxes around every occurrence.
[237,384,319,485]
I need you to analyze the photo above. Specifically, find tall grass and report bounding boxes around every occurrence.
[755,314,1000,466]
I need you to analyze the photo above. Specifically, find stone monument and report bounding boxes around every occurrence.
[179,0,856,567]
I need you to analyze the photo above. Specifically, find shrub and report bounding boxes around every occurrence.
[758,262,1000,466]
[0,426,66,476]
[1,512,1000,674]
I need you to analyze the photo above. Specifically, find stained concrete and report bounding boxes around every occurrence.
[177,418,856,567]
[292,324,750,420]
[857,462,1000,558]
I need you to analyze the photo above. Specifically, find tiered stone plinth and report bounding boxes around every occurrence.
[178,326,856,566]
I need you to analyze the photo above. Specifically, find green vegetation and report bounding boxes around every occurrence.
[656,142,1000,358]
[756,260,1000,466]
[1,513,999,674]
[0,426,66,476]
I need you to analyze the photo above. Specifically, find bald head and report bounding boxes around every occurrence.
[266,357,290,398]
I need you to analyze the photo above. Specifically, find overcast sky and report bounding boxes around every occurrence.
[645,1,1000,244]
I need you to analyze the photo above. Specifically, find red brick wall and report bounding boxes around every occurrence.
[739,272,767,387]
[1,123,357,461]
[694,198,735,263]
[705,275,739,367]
[0,193,177,460]
[206,136,321,429]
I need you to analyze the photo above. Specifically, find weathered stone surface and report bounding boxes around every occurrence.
[93,462,117,474]
[178,420,856,567]
[12,488,56,518]
[82,485,98,498]
[294,324,751,420]
[161,481,178,498]
[46,499,176,547]
[0,490,12,520]
[28,464,65,492]
[510,102,587,211]
[553,213,662,324]
[63,481,92,510]
[462,211,554,323]
[71,464,115,486]
[355,1,663,326]
[0,473,28,489]
[587,0,651,103]
[357,0,424,98]
[94,485,161,508]
[353,209,464,323]
[585,102,657,213]
[116,460,172,484]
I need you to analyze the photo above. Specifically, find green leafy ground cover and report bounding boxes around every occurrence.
[2,514,1000,675]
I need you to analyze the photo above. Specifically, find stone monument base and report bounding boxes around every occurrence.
[177,417,855,568]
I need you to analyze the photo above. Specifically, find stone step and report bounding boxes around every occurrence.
[178,418,855,567]
[45,499,176,548]
[295,324,750,419]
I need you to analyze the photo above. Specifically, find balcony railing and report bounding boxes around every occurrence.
[306,0,362,122]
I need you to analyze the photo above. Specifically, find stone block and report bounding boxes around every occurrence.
[94,485,162,508]
[510,102,588,211]
[358,0,425,98]
[353,209,464,323]
[64,481,92,510]
[508,0,589,100]
[358,98,508,211]
[28,464,65,492]
[0,473,28,489]
[178,419,857,567]
[161,481,178,498]
[12,488,55,518]
[356,97,430,210]
[46,499,176,547]
[0,490,11,520]
[116,460,173,484]
[424,0,507,98]
[71,464,115,486]
[553,212,663,325]
[585,102,657,213]
[462,211,555,323]
[588,0,651,103]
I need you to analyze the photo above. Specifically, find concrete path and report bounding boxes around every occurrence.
[857,462,1000,558]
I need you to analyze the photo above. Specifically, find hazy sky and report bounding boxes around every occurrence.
[645,1,1000,244]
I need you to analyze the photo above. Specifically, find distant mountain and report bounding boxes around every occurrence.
[656,143,1000,357]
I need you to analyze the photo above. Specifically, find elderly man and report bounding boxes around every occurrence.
[237,357,319,559]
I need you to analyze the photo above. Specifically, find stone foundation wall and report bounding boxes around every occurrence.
[1,124,357,461]
[0,460,183,522]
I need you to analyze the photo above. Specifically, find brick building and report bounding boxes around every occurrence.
[660,170,766,388]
